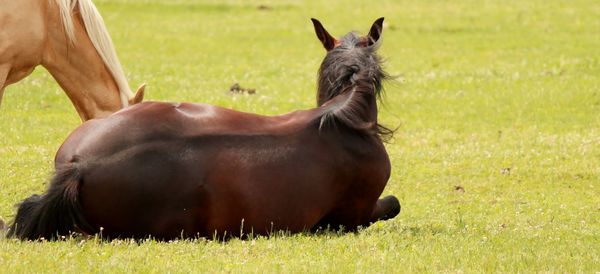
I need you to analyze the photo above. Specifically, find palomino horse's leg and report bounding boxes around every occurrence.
[0,87,5,107]
[368,195,401,223]
[0,65,9,106]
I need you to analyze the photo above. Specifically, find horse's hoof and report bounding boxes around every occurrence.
[381,195,401,220]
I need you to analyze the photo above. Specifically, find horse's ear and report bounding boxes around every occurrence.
[367,17,385,46]
[311,18,338,51]
[129,84,145,105]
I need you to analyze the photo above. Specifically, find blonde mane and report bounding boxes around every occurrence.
[55,0,133,107]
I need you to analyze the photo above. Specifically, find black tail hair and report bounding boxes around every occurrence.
[7,166,94,240]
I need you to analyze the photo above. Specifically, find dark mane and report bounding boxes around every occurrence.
[317,32,393,141]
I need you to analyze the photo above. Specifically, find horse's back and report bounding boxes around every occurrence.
[56,101,315,161]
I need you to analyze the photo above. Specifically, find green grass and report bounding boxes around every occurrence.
[1,0,599,272]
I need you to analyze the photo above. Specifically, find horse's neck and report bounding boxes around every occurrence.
[319,80,379,137]
[317,80,379,124]
[41,1,123,120]
[349,86,379,123]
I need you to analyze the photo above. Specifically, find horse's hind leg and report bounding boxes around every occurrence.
[368,195,401,223]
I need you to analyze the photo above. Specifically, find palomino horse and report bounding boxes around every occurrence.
[0,0,144,120]
[8,18,400,240]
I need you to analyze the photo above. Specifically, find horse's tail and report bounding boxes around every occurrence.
[7,166,93,240]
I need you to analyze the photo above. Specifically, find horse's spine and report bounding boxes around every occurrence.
[7,166,93,240]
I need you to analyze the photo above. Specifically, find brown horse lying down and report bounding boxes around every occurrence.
[8,18,400,240]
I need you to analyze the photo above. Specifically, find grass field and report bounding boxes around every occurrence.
[1,0,599,272]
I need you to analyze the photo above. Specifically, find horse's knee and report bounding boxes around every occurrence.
[370,195,401,222]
